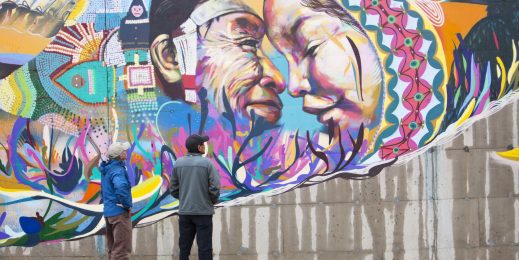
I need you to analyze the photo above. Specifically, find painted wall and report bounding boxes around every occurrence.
[0,0,518,249]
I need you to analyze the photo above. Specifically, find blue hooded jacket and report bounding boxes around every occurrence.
[100,159,133,217]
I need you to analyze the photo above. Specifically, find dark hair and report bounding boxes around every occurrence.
[149,0,202,100]
[124,0,149,20]
[149,0,201,44]
[185,134,209,153]
[301,0,364,34]
[187,145,200,153]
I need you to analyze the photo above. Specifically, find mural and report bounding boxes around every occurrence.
[0,0,518,247]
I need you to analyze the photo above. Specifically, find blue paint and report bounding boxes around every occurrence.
[0,53,34,65]
[267,50,316,133]
[19,217,42,234]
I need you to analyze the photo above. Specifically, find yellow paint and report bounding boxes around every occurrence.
[508,40,519,84]
[455,98,475,127]
[0,78,14,114]
[0,184,31,192]
[7,75,20,115]
[131,175,162,199]
[496,148,519,161]
[0,28,52,55]
[160,200,180,209]
[65,0,88,26]
[284,130,298,166]
[496,57,507,99]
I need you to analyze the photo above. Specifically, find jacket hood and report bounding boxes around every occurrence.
[99,160,124,175]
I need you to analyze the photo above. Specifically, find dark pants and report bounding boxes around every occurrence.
[105,211,132,260]
[178,215,213,260]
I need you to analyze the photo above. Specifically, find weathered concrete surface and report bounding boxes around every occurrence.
[2,102,519,259]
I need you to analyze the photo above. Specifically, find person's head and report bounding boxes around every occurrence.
[150,0,286,124]
[264,0,384,131]
[127,0,148,19]
[107,142,131,161]
[185,134,209,154]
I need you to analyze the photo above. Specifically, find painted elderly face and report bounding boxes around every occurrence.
[131,5,144,18]
[197,12,285,124]
[264,0,383,131]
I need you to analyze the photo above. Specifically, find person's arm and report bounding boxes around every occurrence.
[111,168,132,210]
[208,163,220,204]
[170,167,180,199]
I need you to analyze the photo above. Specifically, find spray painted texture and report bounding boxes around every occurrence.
[0,0,518,246]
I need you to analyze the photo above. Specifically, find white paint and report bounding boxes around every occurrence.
[438,149,453,199]
[295,187,301,204]
[360,205,373,250]
[156,219,175,256]
[309,184,318,202]
[405,163,418,200]
[486,117,491,146]
[225,207,231,237]
[380,168,387,200]
[241,207,250,249]
[21,246,32,256]
[402,250,420,260]
[463,126,474,147]
[484,153,491,246]
[513,102,518,146]
[384,207,395,249]
[295,205,303,251]
[437,200,454,250]
[310,206,316,251]
[515,199,519,243]
[350,205,356,245]
[514,167,519,195]
[325,205,331,247]
[255,207,270,254]
[403,202,420,250]
[213,209,222,254]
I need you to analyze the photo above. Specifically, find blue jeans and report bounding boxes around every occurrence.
[178,215,213,260]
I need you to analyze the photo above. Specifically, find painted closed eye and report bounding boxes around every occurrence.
[239,39,259,52]
[304,42,322,58]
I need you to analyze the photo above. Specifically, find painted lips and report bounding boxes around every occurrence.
[244,86,283,123]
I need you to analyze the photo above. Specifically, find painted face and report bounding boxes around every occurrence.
[264,0,383,131]
[197,12,285,124]
[131,5,144,18]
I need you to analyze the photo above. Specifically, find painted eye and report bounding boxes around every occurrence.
[304,43,320,57]
[239,39,259,49]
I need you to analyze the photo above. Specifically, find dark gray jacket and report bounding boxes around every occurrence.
[171,153,220,215]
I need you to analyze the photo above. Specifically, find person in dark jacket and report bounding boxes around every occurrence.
[171,134,220,260]
[100,141,133,260]
[119,0,150,64]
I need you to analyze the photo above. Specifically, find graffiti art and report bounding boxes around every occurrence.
[0,0,518,247]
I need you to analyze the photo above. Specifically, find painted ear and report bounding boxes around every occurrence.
[151,34,182,83]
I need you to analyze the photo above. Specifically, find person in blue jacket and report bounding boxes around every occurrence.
[100,141,133,260]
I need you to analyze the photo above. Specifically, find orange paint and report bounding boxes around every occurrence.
[78,182,100,203]
[0,28,51,55]
[435,3,487,74]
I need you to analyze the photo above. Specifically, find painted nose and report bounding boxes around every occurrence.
[287,68,311,97]
[258,51,285,93]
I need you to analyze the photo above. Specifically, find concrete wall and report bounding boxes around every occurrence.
[3,95,518,259]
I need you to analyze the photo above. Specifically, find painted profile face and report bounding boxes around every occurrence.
[264,0,383,131]
[197,12,285,124]
[131,5,144,18]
